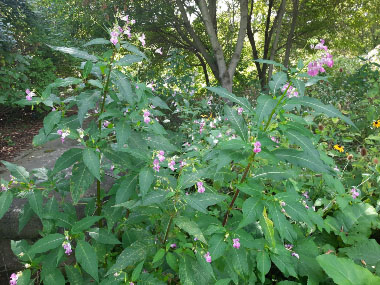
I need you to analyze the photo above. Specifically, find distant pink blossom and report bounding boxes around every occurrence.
[350,187,360,199]
[237,107,243,115]
[155,48,163,55]
[138,34,146,46]
[170,243,176,248]
[168,160,176,171]
[62,241,72,255]
[153,159,160,172]
[157,150,165,162]
[9,273,18,285]
[253,141,261,153]
[204,252,212,263]
[197,181,205,193]
[233,238,240,249]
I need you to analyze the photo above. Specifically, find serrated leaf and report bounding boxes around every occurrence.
[71,216,102,234]
[77,90,101,126]
[291,79,305,97]
[255,94,277,127]
[178,168,206,190]
[111,70,134,104]
[0,191,13,220]
[260,207,276,249]
[65,265,84,285]
[42,267,65,285]
[88,228,121,244]
[83,61,93,79]
[142,189,168,206]
[143,134,178,152]
[83,38,110,47]
[139,168,154,197]
[340,239,380,266]
[1,160,29,183]
[206,86,253,112]
[106,241,148,275]
[83,148,100,181]
[122,43,147,59]
[28,190,43,218]
[269,71,287,93]
[257,251,271,283]
[251,166,294,181]
[115,119,131,149]
[76,240,99,282]
[268,202,296,242]
[153,248,165,263]
[149,96,170,110]
[116,174,138,204]
[43,111,62,135]
[290,96,357,129]
[48,45,98,61]
[273,149,331,173]
[50,77,82,88]
[52,148,83,175]
[285,129,320,159]
[116,54,143,66]
[239,196,263,228]
[317,254,380,284]
[88,79,103,89]
[209,234,227,261]
[184,193,226,213]
[174,216,207,244]
[29,233,65,255]
[224,105,248,142]
[70,163,95,204]
[132,260,145,281]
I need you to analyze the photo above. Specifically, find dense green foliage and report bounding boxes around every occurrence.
[0,0,380,284]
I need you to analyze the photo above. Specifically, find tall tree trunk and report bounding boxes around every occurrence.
[283,0,299,67]
[268,0,286,81]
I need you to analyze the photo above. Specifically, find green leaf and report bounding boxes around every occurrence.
[224,105,248,142]
[184,193,226,213]
[50,77,82,88]
[88,79,103,89]
[268,202,296,243]
[17,269,31,285]
[285,129,320,160]
[65,265,84,285]
[260,207,276,249]
[115,119,131,149]
[70,162,95,204]
[178,168,206,190]
[255,94,277,127]
[291,79,305,97]
[208,234,227,261]
[179,254,212,285]
[88,228,121,244]
[132,260,145,281]
[122,43,148,59]
[48,45,98,61]
[28,190,43,218]
[116,174,138,204]
[206,86,253,112]
[29,233,65,255]
[83,38,110,47]
[257,251,271,283]
[0,191,13,220]
[255,59,285,69]
[106,241,148,275]
[166,252,178,271]
[149,96,170,110]
[77,90,101,126]
[215,279,232,285]
[270,247,297,278]
[71,216,102,234]
[139,167,154,197]
[290,96,357,129]
[1,160,29,183]
[76,240,98,282]
[111,70,134,104]
[273,149,331,173]
[229,247,249,276]
[153,248,166,263]
[142,189,168,206]
[83,61,93,79]
[116,54,144,66]
[268,71,287,93]
[340,239,380,266]
[43,111,61,135]
[52,148,83,175]
[317,254,380,284]
[239,196,263,228]
[143,134,178,152]
[83,148,100,181]
[251,166,294,181]
[174,216,207,244]
[42,267,65,285]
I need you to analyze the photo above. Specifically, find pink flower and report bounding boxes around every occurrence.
[147,81,154,91]
[25,89,35,101]
[110,31,119,38]
[9,273,18,285]
[143,110,151,124]
[204,252,212,263]
[197,181,205,193]
[253,141,261,153]
[153,159,160,172]
[57,129,70,143]
[350,187,360,199]
[124,27,132,38]
[170,243,176,248]
[110,37,118,45]
[168,160,176,171]
[280,201,286,207]
[271,136,279,143]
[110,165,115,171]
[180,160,187,168]
[281,83,299,98]
[121,15,129,22]
[103,120,110,128]
[237,107,243,115]
[157,150,165,162]
[155,48,163,55]
[314,39,328,51]
[62,241,72,255]
[302,191,309,199]
[131,19,136,24]
[292,252,300,259]
[138,34,146,47]
[285,244,293,250]
[233,238,240,249]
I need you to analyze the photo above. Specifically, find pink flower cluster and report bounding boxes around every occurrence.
[197,181,205,193]
[307,39,334,76]
[10,273,18,285]
[138,34,146,47]
[237,107,243,115]
[168,160,176,171]
[199,120,206,134]
[253,141,261,153]
[204,252,212,263]
[153,159,160,172]
[285,244,299,259]
[25,89,36,101]
[143,110,151,124]
[351,187,359,199]
[281,83,299,98]
[62,241,72,255]
[153,150,165,172]
[57,129,70,143]
[233,238,240,249]
[110,15,136,45]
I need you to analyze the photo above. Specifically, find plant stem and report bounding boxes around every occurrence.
[96,51,116,226]
[222,84,290,227]
[163,216,174,244]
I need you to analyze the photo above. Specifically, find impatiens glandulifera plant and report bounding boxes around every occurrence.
[1,28,380,284]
